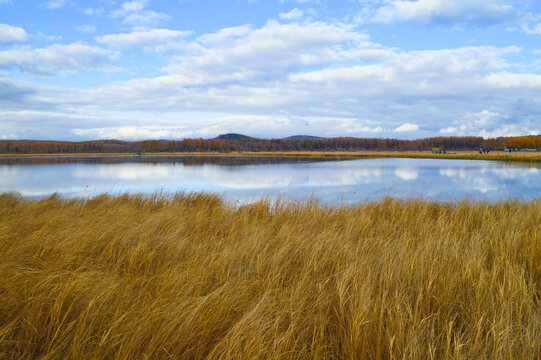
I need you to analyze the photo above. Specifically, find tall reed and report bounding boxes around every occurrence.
[0,193,539,359]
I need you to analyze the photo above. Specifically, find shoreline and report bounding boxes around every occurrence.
[1,150,540,163]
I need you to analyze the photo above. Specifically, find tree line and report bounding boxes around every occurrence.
[0,136,539,154]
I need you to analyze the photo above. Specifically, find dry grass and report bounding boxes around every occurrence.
[230,151,541,163]
[1,150,540,163]
[0,193,540,359]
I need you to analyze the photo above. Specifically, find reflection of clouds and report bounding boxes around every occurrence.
[3,162,385,196]
[73,164,298,189]
[306,168,383,186]
[441,163,541,196]
[1,159,540,201]
[439,168,457,177]
[439,165,500,194]
[472,177,498,194]
[394,167,418,181]
[438,162,541,196]
[439,167,468,179]
[490,167,534,179]
[71,162,386,189]
[74,164,176,180]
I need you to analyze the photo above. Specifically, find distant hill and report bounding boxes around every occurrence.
[214,133,254,141]
[282,135,323,140]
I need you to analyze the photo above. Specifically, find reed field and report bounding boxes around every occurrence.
[0,193,540,359]
[240,150,541,163]
[1,150,541,163]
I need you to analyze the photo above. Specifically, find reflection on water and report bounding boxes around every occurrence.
[0,155,337,166]
[1,157,540,203]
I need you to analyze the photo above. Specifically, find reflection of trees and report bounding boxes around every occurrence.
[0,156,347,167]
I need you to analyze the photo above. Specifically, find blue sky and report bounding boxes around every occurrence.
[1,0,540,140]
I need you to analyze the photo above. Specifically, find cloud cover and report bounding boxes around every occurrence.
[0,0,540,140]
[0,43,117,75]
[0,24,28,44]
[373,0,517,24]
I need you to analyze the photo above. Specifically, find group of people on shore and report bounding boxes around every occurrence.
[480,147,516,155]
[479,148,491,154]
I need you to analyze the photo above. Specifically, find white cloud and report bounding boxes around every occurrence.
[2,20,541,139]
[197,24,253,44]
[522,24,541,35]
[0,24,28,44]
[0,43,117,75]
[84,7,104,16]
[96,29,191,52]
[58,22,538,139]
[74,25,96,33]
[164,20,370,85]
[472,109,507,127]
[440,126,457,134]
[73,125,190,140]
[36,31,62,41]
[121,0,146,12]
[478,124,540,138]
[72,115,301,140]
[0,109,113,139]
[394,123,419,132]
[123,11,170,27]
[0,76,67,112]
[45,0,67,10]
[279,8,304,20]
[438,109,537,137]
[111,0,170,28]
[374,0,517,25]
[71,115,384,140]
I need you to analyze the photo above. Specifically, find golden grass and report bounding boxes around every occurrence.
[1,150,540,163]
[238,150,541,163]
[0,193,540,359]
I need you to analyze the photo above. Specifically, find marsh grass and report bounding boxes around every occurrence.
[1,150,541,163]
[0,193,540,359]
[232,151,541,163]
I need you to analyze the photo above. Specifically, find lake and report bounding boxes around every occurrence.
[1,156,540,203]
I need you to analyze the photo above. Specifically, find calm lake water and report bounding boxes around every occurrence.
[1,156,540,203]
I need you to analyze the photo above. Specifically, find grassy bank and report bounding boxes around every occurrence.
[1,150,540,163]
[235,150,541,163]
[0,193,540,359]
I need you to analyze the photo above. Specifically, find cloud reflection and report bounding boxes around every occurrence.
[394,167,419,181]
[0,158,539,203]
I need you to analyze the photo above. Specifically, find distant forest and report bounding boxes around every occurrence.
[0,135,539,154]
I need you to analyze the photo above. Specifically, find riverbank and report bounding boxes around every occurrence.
[1,193,539,359]
[1,150,540,163]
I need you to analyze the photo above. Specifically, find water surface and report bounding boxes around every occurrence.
[1,156,539,203]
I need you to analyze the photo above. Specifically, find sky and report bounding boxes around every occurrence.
[1,0,541,141]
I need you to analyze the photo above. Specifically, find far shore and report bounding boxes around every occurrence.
[1,150,540,163]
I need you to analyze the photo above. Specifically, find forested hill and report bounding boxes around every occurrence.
[0,135,539,154]
[214,133,254,141]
